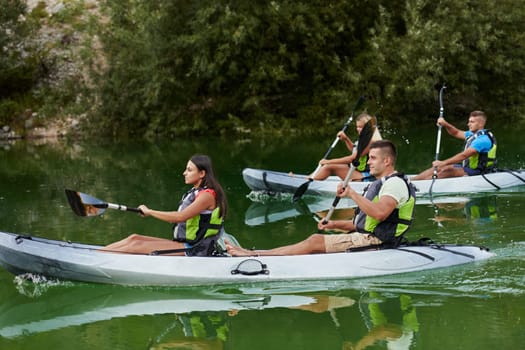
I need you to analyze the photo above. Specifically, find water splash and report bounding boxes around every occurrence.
[247,191,292,203]
[13,273,72,298]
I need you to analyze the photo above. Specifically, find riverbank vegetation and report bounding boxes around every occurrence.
[1,0,524,139]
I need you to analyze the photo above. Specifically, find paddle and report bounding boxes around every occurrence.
[64,189,239,251]
[322,117,377,224]
[292,95,366,202]
[429,84,446,195]
[65,189,142,217]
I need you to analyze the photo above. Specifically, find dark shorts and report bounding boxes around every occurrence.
[453,164,482,176]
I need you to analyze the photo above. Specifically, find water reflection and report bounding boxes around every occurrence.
[344,293,418,350]
[430,194,498,226]
[0,276,426,350]
[0,277,355,341]
[150,294,357,350]
[244,194,482,227]
[244,192,356,226]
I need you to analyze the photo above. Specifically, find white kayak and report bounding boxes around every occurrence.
[0,231,494,287]
[242,167,525,197]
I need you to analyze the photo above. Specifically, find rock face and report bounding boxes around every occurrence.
[2,1,104,140]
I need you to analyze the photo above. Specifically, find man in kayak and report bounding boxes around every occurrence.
[412,110,497,180]
[227,140,416,256]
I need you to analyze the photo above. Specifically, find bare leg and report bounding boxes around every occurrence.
[411,167,434,180]
[412,165,467,180]
[349,170,366,181]
[100,234,185,255]
[314,165,367,181]
[226,234,326,257]
[313,164,350,181]
[437,165,466,178]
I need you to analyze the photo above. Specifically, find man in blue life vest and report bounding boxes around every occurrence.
[412,110,497,180]
[226,140,416,256]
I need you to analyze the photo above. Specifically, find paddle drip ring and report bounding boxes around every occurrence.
[231,259,270,276]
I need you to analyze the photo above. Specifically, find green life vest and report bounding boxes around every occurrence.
[356,154,369,172]
[354,173,416,244]
[352,140,370,173]
[173,187,224,245]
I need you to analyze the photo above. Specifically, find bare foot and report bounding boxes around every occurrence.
[225,239,256,257]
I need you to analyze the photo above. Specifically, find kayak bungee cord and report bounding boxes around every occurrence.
[498,168,525,183]
[13,234,174,256]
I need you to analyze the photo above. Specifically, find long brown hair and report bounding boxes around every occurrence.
[190,154,228,218]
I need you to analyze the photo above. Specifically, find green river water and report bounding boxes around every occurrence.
[0,123,524,349]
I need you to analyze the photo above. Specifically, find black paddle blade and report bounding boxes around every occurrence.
[293,96,367,203]
[353,116,377,165]
[65,189,107,217]
[292,178,312,202]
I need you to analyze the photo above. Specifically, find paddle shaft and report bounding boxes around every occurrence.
[323,117,377,225]
[322,162,357,224]
[105,202,142,213]
[309,120,354,178]
[292,96,365,202]
[320,117,376,224]
[65,189,142,216]
[432,84,446,179]
[310,96,365,178]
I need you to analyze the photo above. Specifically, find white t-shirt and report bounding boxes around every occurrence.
[378,176,409,208]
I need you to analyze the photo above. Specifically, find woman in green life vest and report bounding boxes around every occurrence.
[102,154,228,256]
[311,113,383,182]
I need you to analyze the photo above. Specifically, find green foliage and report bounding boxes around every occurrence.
[92,0,525,138]
[0,0,101,130]
[4,0,525,137]
[360,0,525,119]
[0,0,42,125]
[94,1,372,136]
[30,1,49,19]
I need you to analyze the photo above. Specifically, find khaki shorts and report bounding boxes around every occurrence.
[324,232,382,253]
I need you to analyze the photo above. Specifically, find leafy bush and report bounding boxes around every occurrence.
[3,0,525,137]
[90,0,525,137]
